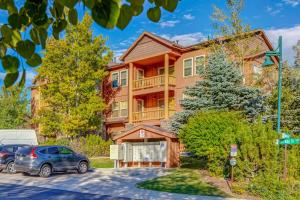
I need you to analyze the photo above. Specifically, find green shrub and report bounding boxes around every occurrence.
[40,134,112,157]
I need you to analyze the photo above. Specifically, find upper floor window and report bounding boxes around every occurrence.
[112,102,119,117]
[158,66,175,75]
[120,101,128,117]
[183,58,193,77]
[120,70,128,86]
[253,64,262,75]
[112,72,119,88]
[111,101,128,118]
[195,56,205,75]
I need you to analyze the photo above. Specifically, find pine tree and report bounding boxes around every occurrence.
[293,40,300,66]
[33,14,112,138]
[169,48,265,132]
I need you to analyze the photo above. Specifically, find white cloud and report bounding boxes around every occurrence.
[183,14,195,20]
[161,32,207,46]
[112,49,127,62]
[266,25,300,64]
[159,20,180,28]
[283,0,300,7]
[266,6,281,16]
[0,72,5,80]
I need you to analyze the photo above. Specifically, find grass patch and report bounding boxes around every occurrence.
[136,169,229,197]
[90,157,114,168]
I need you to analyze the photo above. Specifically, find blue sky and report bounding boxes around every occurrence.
[0,0,300,88]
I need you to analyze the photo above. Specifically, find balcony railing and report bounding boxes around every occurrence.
[133,75,176,90]
[132,108,176,122]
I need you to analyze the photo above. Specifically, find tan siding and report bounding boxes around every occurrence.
[125,36,171,62]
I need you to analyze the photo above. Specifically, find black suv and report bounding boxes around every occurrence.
[15,146,89,177]
[0,144,29,173]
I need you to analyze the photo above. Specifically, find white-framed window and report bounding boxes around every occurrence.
[183,58,193,77]
[120,70,128,86]
[253,64,262,75]
[111,71,119,88]
[136,69,144,80]
[120,101,128,117]
[195,55,205,75]
[111,102,119,117]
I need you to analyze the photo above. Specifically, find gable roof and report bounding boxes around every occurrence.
[113,124,177,140]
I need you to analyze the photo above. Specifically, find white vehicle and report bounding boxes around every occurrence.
[0,129,38,145]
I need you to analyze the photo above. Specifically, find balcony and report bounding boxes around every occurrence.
[132,108,176,123]
[133,75,176,90]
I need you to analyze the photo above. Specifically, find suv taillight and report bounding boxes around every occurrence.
[0,152,8,158]
[30,147,38,159]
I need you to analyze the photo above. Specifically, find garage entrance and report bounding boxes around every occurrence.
[110,125,179,168]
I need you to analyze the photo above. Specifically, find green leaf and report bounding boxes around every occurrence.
[30,28,40,44]
[131,4,143,16]
[58,0,78,8]
[83,0,95,9]
[1,25,13,44]
[126,0,145,6]
[38,28,48,49]
[162,0,178,12]
[26,53,42,67]
[4,72,19,88]
[147,7,161,22]
[16,40,35,59]
[154,0,164,7]
[92,0,121,29]
[2,55,19,73]
[11,29,22,47]
[68,8,78,25]
[0,42,7,58]
[117,4,133,30]
[8,13,22,29]
[19,69,26,87]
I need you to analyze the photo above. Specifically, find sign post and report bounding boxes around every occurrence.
[229,144,237,182]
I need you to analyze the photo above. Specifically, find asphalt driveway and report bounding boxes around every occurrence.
[0,168,236,200]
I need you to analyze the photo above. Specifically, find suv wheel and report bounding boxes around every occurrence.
[78,161,88,174]
[39,164,52,178]
[7,162,16,174]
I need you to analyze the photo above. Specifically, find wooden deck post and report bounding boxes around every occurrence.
[164,54,169,119]
[129,63,133,123]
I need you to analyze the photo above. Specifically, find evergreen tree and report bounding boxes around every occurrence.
[33,14,112,138]
[169,48,265,132]
[293,40,300,66]
[0,86,29,128]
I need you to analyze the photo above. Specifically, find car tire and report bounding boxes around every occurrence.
[78,161,88,174]
[39,164,52,178]
[6,161,16,174]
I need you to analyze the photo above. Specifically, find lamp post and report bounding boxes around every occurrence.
[262,36,283,134]
[262,36,287,180]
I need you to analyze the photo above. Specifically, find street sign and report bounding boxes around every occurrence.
[230,158,237,166]
[278,138,300,145]
[282,133,291,139]
[230,144,237,157]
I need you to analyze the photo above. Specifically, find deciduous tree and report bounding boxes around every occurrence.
[33,14,110,138]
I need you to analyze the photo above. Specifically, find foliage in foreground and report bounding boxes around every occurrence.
[33,15,109,138]
[168,49,265,133]
[0,0,179,87]
[41,134,112,157]
[137,169,228,197]
[179,111,300,199]
[90,157,114,169]
[0,86,29,129]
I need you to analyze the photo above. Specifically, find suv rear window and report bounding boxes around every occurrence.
[17,146,33,155]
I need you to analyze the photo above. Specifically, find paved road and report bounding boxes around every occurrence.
[0,183,133,200]
[0,169,234,200]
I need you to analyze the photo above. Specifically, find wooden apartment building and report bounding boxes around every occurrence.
[103,30,277,138]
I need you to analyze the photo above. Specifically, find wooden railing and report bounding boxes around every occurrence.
[133,75,176,90]
[132,108,176,122]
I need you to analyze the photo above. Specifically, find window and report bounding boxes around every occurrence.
[253,65,262,75]
[158,99,164,109]
[120,70,128,86]
[47,147,59,155]
[112,72,119,88]
[158,66,175,75]
[112,102,119,118]
[195,56,205,75]
[183,58,193,77]
[59,147,73,155]
[136,69,144,80]
[120,101,128,117]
